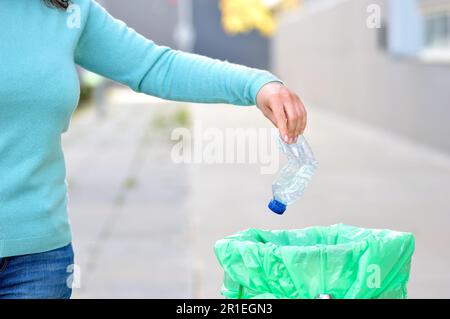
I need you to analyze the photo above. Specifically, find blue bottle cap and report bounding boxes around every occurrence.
[268,199,287,215]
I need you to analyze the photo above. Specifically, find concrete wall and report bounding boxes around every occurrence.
[274,0,450,152]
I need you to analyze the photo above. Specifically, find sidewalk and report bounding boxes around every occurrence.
[66,88,450,299]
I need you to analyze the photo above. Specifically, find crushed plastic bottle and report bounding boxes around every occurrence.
[268,135,318,215]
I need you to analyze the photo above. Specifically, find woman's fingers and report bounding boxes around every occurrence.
[256,82,308,144]
[269,98,289,143]
[295,96,307,138]
[290,98,303,142]
[282,99,299,144]
[261,107,277,127]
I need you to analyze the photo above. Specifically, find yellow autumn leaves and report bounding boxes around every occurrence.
[220,0,299,36]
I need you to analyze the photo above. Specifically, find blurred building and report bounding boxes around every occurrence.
[275,0,450,152]
[102,0,271,69]
[101,0,178,47]
[193,0,270,69]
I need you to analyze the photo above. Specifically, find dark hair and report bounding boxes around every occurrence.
[44,0,70,10]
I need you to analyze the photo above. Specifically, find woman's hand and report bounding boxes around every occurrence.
[256,82,307,144]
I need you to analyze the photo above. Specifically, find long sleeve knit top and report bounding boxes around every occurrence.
[0,0,279,257]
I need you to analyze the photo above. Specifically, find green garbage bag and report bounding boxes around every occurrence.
[214,224,415,299]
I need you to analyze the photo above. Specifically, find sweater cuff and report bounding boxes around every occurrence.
[249,71,283,106]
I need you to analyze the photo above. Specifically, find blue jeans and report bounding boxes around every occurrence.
[0,243,74,299]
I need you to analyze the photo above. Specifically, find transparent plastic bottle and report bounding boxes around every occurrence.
[268,135,318,215]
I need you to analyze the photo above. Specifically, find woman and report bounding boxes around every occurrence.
[0,0,307,299]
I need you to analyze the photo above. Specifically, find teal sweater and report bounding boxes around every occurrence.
[0,0,279,258]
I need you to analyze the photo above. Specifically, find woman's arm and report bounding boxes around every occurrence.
[75,0,306,143]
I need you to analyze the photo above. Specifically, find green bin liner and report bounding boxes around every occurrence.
[214,224,415,299]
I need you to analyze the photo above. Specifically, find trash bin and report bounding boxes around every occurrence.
[214,224,415,299]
